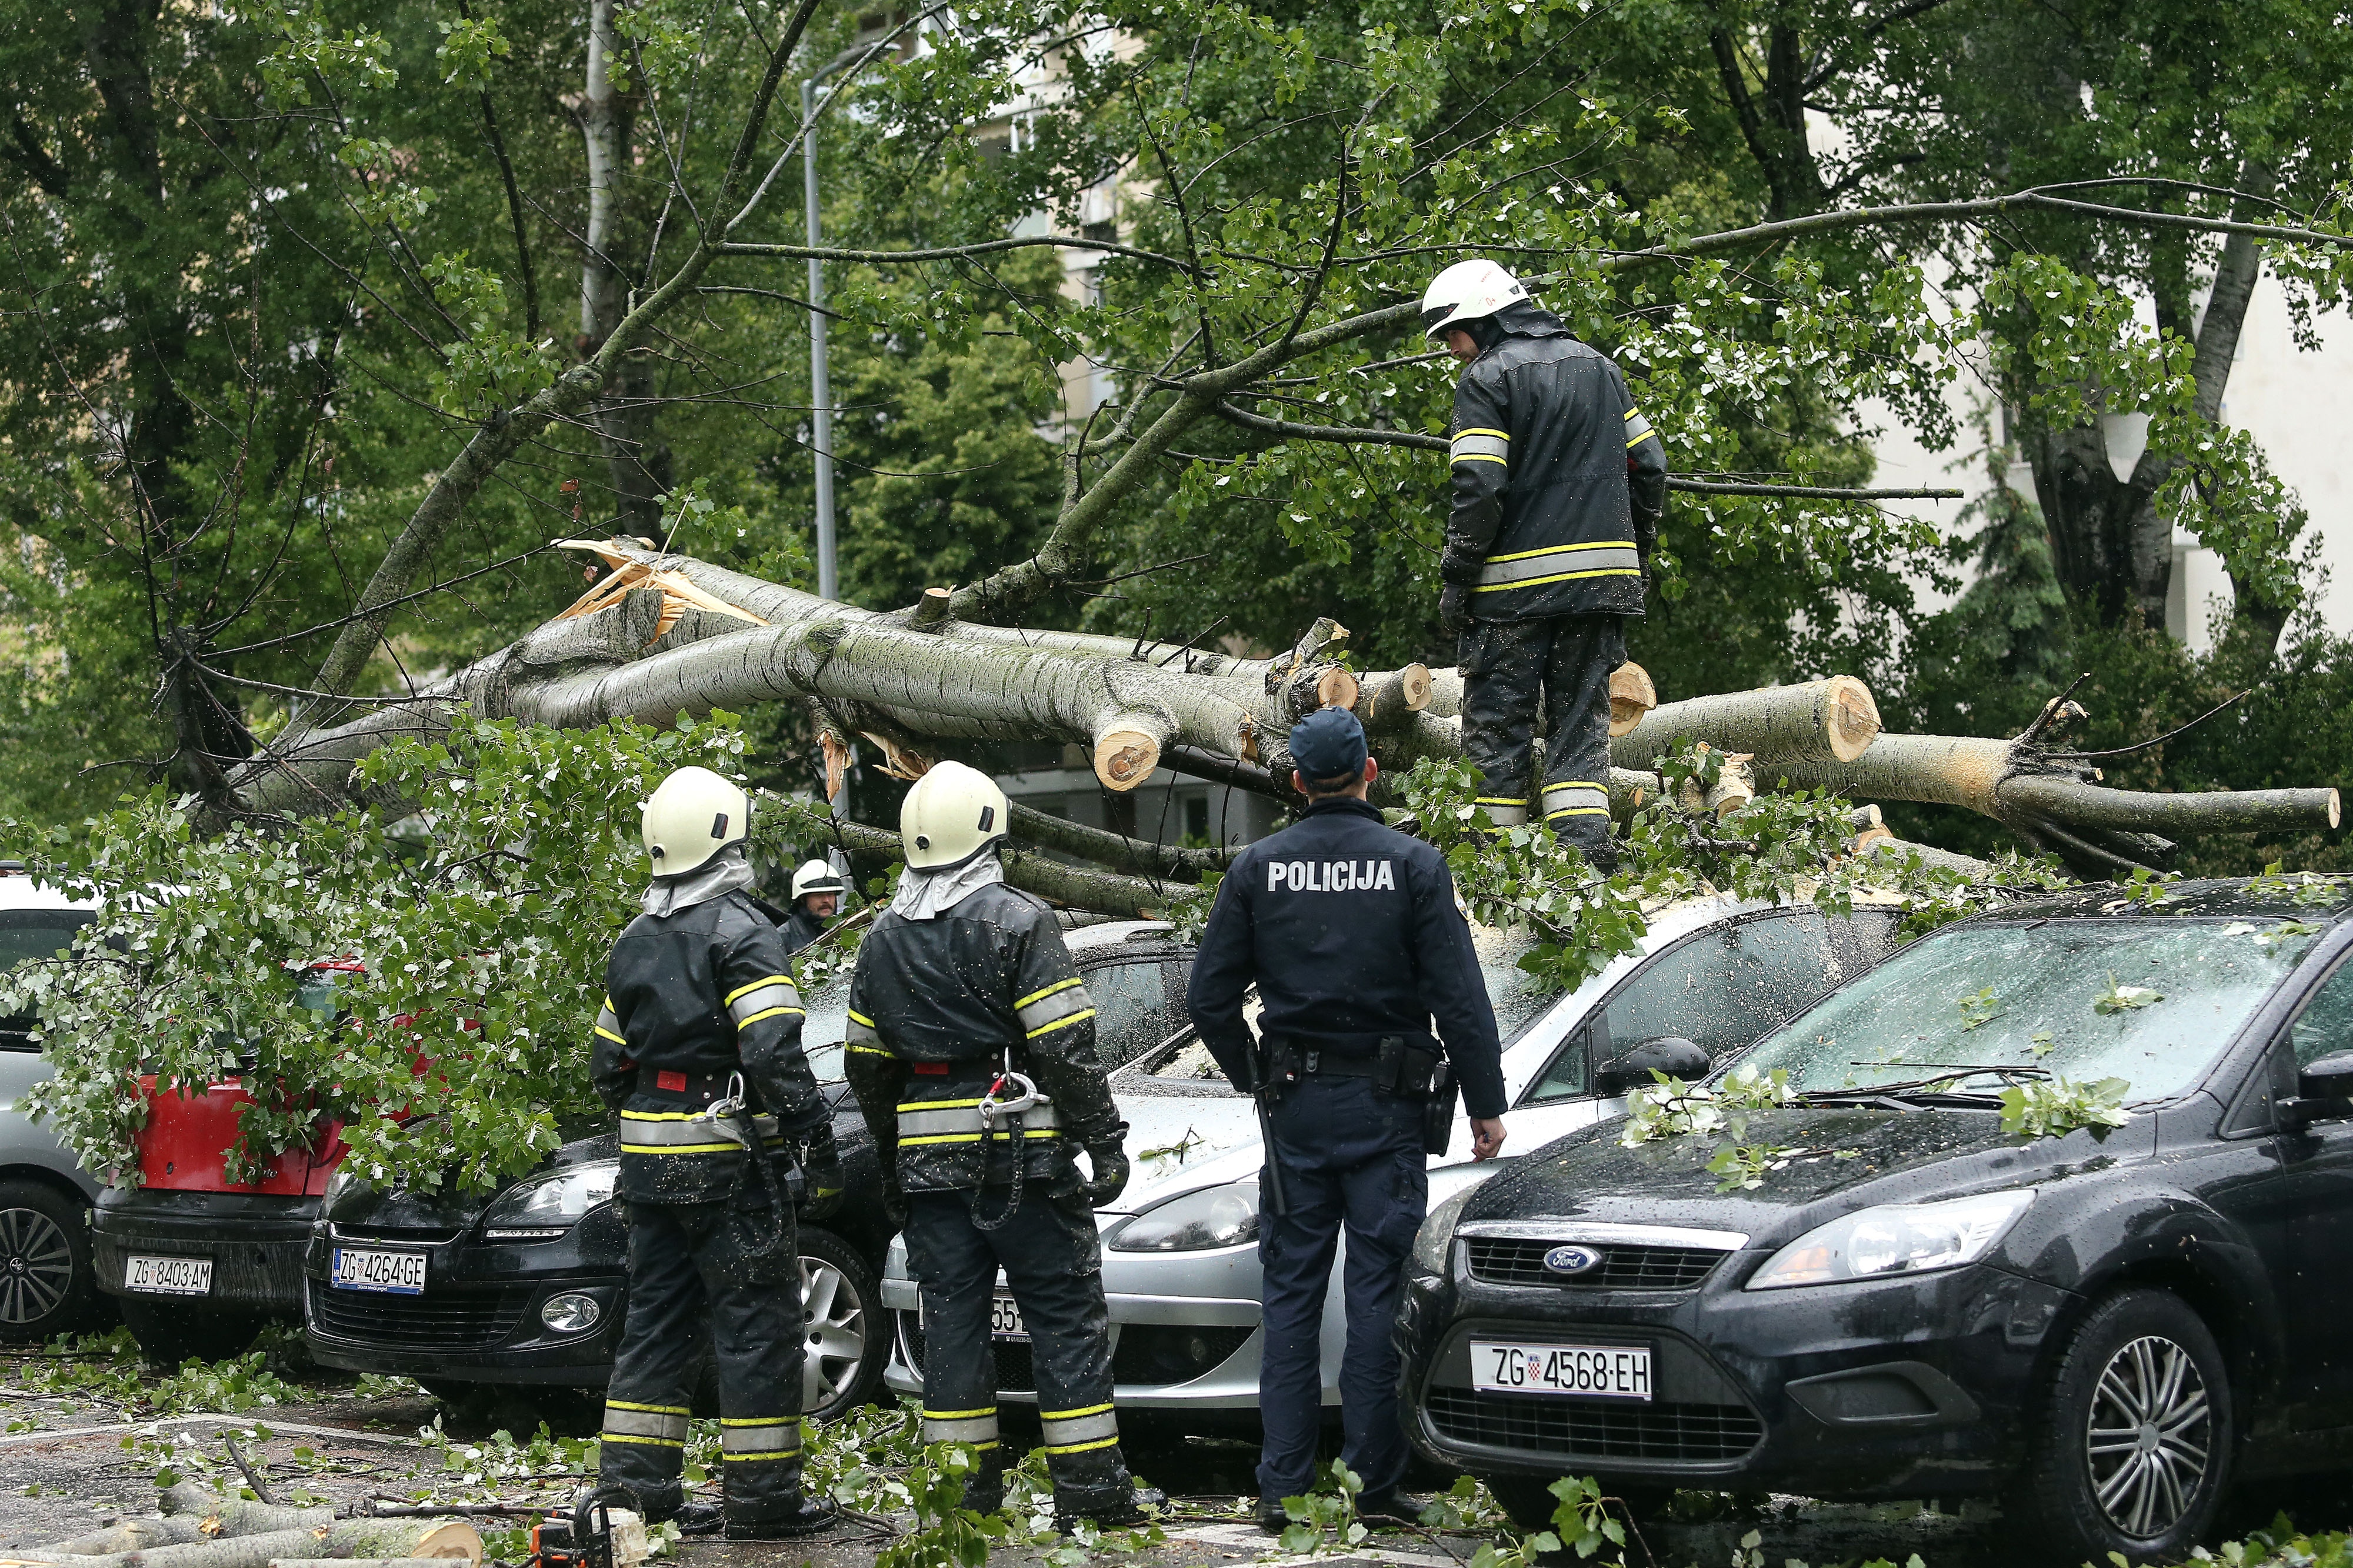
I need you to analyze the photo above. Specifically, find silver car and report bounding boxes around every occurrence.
[879,893,1902,1416]
[0,869,103,1340]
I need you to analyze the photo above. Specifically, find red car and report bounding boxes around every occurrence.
[93,962,359,1364]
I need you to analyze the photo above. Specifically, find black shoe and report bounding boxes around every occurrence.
[1256,1498,1290,1534]
[671,1501,726,1537]
[1357,1490,1428,1529]
[725,1496,837,1540]
[1054,1482,1165,1532]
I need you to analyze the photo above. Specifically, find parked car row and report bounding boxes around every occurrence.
[19,855,2353,1564]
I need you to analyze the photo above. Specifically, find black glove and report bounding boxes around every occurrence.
[1438,583,1471,637]
[798,1125,844,1222]
[881,1159,909,1229]
[1081,1144,1131,1209]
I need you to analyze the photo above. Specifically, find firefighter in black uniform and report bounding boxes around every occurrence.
[843,761,1162,1527]
[779,859,846,956]
[1184,708,1507,1530]
[590,766,843,1539]
[1421,258,1668,872]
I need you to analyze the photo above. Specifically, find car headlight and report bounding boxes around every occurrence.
[482,1161,618,1239]
[1411,1187,1478,1275]
[1108,1183,1259,1252]
[1746,1190,2034,1290]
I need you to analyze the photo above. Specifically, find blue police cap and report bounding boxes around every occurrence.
[1289,706,1368,781]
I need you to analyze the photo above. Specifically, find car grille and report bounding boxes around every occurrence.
[896,1313,1039,1392]
[1464,1239,1724,1290]
[1425,1387,1762,1461]
[896,1312,1250,1391]
[309,1280,532,1347]
[331,1224,464,1245]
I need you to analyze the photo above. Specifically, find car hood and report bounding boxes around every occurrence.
[1105,1089,1262,1211]
[1462,1105,2155,1246]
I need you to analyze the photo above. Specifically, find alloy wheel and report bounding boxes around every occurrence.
[2085,1333,2213,1538]
[798,1252,867,1414]
[0,1205,75,1326]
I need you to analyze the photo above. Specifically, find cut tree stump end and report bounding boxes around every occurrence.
[1315,666,1361,712]
[1094,731,1162,791]
[1824,673,1882,762]
[1608,662,1658,738]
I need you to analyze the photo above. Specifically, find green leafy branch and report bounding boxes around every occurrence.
[1999,1075,2132,1139]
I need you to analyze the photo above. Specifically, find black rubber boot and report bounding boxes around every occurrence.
[671,1501,726,1537]
[1054,1480,1165,1532]
[961,1452,1007,1516]
[726,1495,838,1540]
[1256,1497,1291,1533]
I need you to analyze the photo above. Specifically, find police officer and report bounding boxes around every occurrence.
[842,762,1162,1527]
[1184,708,1507,1530]
[1421,258,1668,872]
[589,766,843,1539]
[780,859,846,956]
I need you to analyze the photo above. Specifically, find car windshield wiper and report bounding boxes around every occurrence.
[1799,1065,2051,1109]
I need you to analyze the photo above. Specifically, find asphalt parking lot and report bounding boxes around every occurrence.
[0,1338,2345,1568]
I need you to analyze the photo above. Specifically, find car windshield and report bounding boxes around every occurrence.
[802,972,849,1083]
[1143,923,1555,1086]
[1738,917,2323,1103]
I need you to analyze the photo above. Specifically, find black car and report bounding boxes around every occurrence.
[1400,876,2353,1564]
[304,918,1197,1412]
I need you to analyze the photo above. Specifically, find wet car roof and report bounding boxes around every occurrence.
[1959,875,2353,924]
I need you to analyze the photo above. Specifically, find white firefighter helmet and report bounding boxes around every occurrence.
[791,858,847,902]
[641,766,749,875]
[1419,258,1529,339]
[899,760,1009,872]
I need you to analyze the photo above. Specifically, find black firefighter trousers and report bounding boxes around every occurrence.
[1460,613,1624,869]
[905,1187,1138,1516]
[599,1189,808,1526]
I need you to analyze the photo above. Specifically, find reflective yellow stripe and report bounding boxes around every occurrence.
[1026,1008,1095,1040]
[847,1043,894,1057]
[594,1027,626,1045]
[1015,976,1085,1010]
[1457,427,1509,439]
[1485,541,1638,564]
[898,1098,985,1111]
[621,1142,742,1154]
[1042,1436,1122,1456]
[900,1129,1063,1145]
[725,975,793,1006]
[738,1007,800,1027]
[1473,796,1526,806]
[1041,1402,1114,1420]
[847,1009,875,1026]
[1455,454,1508,465]
[598,1433,683,1448]
[923,1407,996,1420]
[609,1400,689,1413]
[619,1110,705,1121]
[1474,566,1640,591]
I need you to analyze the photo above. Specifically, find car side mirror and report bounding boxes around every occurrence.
[1595,1035,1711,1097]
[2281,1050,2353,1132]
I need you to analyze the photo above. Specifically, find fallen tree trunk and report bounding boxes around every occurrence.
[228,540,2341,888]
[157,1489,332,1536]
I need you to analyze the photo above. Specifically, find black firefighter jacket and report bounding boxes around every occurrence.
[1184,798,1507,1118]
[1442,307,1668,622]
[591,889,828,1205]
[842,882,1125,1195]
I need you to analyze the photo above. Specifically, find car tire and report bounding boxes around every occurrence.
[796,1226,885,1422]
[2005,1288,2232,1564]
[0,1179,95,1343]
[118,1297,265,1367]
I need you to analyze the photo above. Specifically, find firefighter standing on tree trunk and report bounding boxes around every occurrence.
[1423,259,1668,872]
[590,766,844,1540]
[842,762,1165,1527]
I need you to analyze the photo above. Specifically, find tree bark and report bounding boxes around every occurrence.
[576,0,667,536]
[1613,676,1879,768]
[16,1521,482,1568]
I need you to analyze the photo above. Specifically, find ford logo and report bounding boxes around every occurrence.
[1543,1245,1604,1276]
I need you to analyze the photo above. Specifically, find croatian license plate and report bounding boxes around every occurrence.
[1471,1340,1652,1400]
[330,1247,427,1295]
[124,1255,212,1296]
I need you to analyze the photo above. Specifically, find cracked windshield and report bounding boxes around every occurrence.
[1739,919,2323,1103]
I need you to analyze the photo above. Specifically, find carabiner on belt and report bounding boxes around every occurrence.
[978,1070,1040,1132]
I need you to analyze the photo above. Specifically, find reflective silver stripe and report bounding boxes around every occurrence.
[728,980,802,1027]
[1018,981,1095,1039]
[845,1010,883,1049]
[1484,803,1529,826]
[922,1410,1000,1446]
[616,1110,780,1151]
[1542,782,1610,818]
[594,1001,624,1045]
[1476,543,1641,590]
[1039,1407,1119,1448]
[897,1101,1064,1140]
[1449,429,1509,464]
[1625,409,1658,448]
[721,1419,802,1457]
[603,1404,689,1442]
